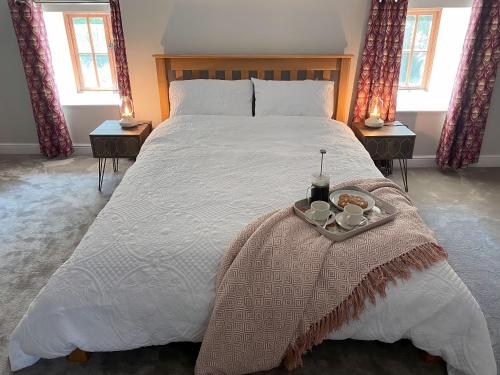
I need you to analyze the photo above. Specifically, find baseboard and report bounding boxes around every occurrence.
[72,144,93,156]
[402,154,500,168]
[0,143,92,156]
[1,143,499,167]
[474,155,500,167]
[0,143,40,155]
[405,155,438,168]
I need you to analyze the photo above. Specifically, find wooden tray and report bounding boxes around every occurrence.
[293,186,398,242]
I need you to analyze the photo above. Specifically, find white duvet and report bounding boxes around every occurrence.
[9,116,495,374]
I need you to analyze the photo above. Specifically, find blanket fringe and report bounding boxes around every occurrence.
[282,242,448,370]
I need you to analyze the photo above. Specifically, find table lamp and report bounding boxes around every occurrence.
[119,96,139,128]
[364,96,384,128]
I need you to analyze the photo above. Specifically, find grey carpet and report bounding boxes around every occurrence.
[0,156,498,374]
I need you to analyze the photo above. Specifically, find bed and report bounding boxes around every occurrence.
[9,56,495,375]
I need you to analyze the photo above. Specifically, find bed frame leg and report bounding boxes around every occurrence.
[421,351,443,364]
[68,348,90,363]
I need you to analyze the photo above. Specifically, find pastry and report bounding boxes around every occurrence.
[338,194,368,209]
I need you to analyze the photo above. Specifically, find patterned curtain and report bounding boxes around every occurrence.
[8,0,73,158]
[352,0,408,123]
[436,0,500,169]
[109,0,132,99]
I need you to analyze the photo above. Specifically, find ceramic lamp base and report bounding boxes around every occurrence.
[119,117,139,128]
[364,117,384,128]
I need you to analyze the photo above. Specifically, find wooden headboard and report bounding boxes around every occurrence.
[154,55,352,123]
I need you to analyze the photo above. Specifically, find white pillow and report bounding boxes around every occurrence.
[252,78,334,118]
[169,79,253,116]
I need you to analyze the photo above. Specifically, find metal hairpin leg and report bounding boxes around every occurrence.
[398,158,409,192]
[112,158,119,173]
[98,158,107,192]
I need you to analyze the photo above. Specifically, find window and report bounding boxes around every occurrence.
[396,7,470,112]
[64,13,117,92]
[399,9,441,90]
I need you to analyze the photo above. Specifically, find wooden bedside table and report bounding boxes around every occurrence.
[90,120,152,191]
[351,121,415,192]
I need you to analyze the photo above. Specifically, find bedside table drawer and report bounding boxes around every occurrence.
[363,136,415,160]
[91,136,141,158]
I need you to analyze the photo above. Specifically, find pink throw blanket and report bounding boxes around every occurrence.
[196,178,447,374]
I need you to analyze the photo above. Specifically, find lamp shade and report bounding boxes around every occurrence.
[364,96,384,128]
[368,96,383,119]
[120,96,134,119]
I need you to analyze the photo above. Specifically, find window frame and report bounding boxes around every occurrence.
[63,12,118,93]
[399,8,442,91]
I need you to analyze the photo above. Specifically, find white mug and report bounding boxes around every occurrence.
[343,204,366,226]
[311,201,331,221]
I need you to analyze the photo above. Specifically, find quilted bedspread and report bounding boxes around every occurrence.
[9,115,495,374]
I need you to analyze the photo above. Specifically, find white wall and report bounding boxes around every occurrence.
[398,73,500,164]
[63,105,120,146]
[120,0,499,164]
[483,79,500,157]
[0,0,38,145]
[1,0,499,163]
[120,0,370,126]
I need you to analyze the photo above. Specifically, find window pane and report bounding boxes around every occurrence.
[415,15,433,50]
[409,51,427,86]
[72,17,92,53]
[95,54,113,88]
[403,15,416,50]
[79,53,97,88]
[399,52,409,85]
[89,17,108,53]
